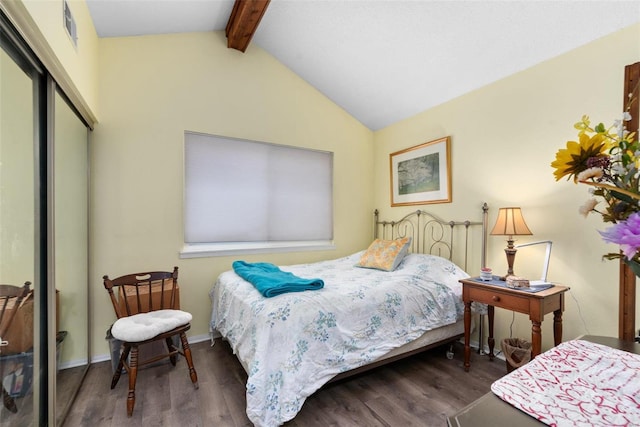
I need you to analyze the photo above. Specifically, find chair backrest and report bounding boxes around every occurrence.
[0,282,31,346]
[103,267,179,318]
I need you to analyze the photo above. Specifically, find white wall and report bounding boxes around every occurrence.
[374,23,640,351]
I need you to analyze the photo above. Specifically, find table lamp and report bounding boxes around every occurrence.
[490,207,532,278]
[515,240,553,286]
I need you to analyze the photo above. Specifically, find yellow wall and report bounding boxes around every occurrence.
[374,23,640,350]
[20,0,99,117]
[9,0,640,359]
[90,31,374,357]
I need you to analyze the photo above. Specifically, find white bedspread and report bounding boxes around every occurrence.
[209,252,469,426]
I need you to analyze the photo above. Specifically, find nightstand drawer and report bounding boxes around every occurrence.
[467,287,530,313]
[461,278,569,371]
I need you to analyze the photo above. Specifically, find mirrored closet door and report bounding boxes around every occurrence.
[0,11,90,426]
[53,89,89,425]
[0,30,37,426]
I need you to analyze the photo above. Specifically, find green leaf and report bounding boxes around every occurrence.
[595,123,606,133]
[603,253,623,261]
[611,189,636,204]
[624,168,637,182]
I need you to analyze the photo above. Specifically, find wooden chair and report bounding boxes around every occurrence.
[102,267,198,417]
[0,282,31,413]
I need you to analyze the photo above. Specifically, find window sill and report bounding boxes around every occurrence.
[179,241,335,258]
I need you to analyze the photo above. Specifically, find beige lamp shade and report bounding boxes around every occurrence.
[490,207,532,237]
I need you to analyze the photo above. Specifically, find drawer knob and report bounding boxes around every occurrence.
[492,296,500,302]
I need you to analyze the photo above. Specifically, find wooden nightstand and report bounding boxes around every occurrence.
[460,278,569,372]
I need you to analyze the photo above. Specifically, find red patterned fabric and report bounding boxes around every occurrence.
[491,339,640,426]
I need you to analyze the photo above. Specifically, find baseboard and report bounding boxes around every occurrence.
[58,358,89,370]
[89,333,211,365]
[472,340,506,362]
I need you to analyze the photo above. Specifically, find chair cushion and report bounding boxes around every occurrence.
[111,309,192,342]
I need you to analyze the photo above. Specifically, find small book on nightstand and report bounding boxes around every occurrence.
[529,280,553,287]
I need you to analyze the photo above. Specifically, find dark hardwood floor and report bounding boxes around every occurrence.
[62,339,506,426]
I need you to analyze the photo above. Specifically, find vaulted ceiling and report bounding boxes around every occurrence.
[86,0,640,130]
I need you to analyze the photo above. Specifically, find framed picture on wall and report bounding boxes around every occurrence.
[389,136,451,206]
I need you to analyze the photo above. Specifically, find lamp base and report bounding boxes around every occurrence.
[504,240,517,278]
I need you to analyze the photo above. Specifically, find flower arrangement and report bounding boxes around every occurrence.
[551,92,639,271]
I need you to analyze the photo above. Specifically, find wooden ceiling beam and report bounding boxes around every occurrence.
[226,0,271,52]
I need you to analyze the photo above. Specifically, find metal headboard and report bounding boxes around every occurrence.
[373,203,489,272]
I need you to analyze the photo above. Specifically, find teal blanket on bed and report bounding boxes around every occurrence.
[232,260,324,298]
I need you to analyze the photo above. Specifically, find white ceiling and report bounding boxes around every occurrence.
[86,0,640,131]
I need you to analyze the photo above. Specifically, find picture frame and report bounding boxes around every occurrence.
[389,136,451,206]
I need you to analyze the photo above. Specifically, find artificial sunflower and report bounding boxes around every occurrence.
[552,99,640,270]
[551,132,608,182]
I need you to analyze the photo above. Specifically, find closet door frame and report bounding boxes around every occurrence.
[0,10,91,426]
[0,11,47,425]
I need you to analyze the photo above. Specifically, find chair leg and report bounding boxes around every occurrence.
[111,344,131,389]
[165,337,177,366]
[2,386,16,413]
[126,345,139,417]
[179,332,198,389]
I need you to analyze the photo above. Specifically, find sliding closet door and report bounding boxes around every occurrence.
[53,89,88,425]
[0,9,91,425]
[0,33,38,425]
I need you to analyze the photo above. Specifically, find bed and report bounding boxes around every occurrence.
[209,204,489,427]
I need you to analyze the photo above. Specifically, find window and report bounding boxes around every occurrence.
[181,132,334,257]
